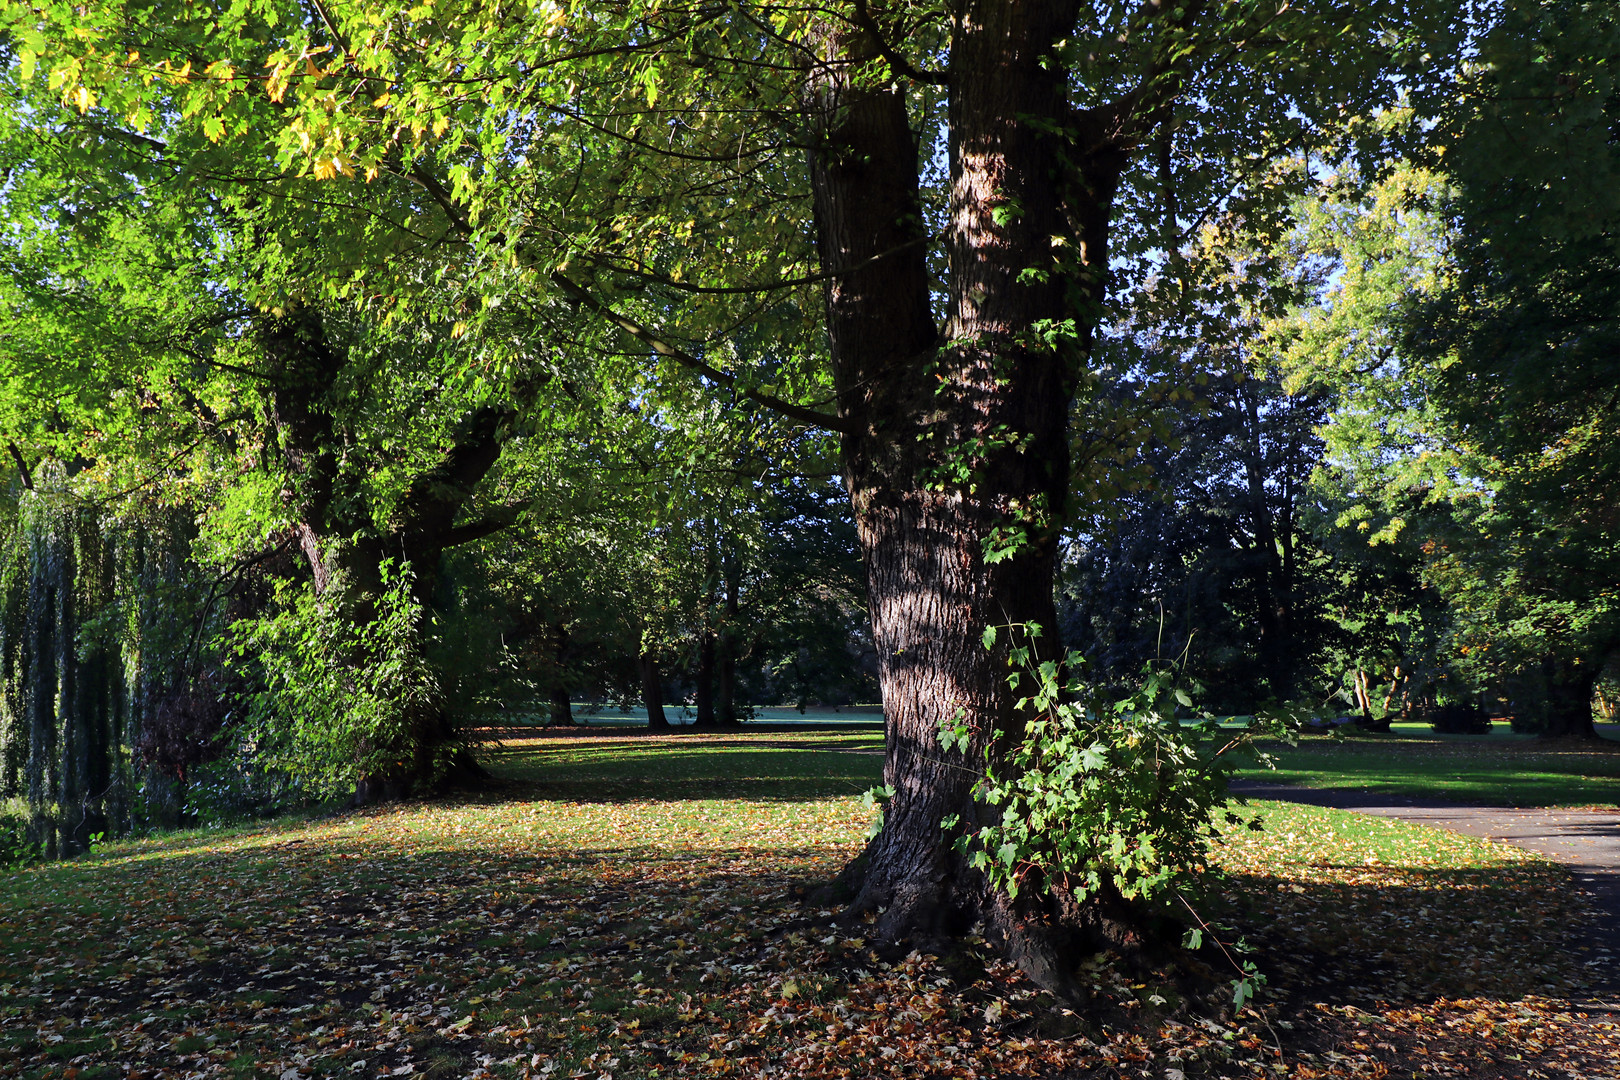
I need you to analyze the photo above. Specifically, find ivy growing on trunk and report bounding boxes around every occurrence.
[940,627,1270,908]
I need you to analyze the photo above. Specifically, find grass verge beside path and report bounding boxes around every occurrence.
[1241,723,1620,807]
[0,728,1614,1079]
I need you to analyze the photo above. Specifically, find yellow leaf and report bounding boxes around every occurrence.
[73,85,96,113]
[432,115,450,137]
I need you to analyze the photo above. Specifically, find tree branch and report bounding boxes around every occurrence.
[400,162,849,434]
[850,0,949,86]
[584,234,928,296]
[543,101,792,163]
[7,444,33,490]
[89,437,206,507]
[398,404,517,529]
[439,503,531,548]
[548,271,849,432]
[1080,0,1221,154]
[184,537,297,678]
[306,0,353,55]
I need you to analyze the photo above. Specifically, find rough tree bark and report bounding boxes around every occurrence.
[806,1,1150,990]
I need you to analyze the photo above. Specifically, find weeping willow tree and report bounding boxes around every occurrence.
[0,463,219,858]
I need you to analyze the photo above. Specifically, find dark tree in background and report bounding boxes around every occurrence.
[1061,365,1333,709]
[1404,0,1620,738]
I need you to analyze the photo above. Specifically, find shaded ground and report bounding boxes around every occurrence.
[1235,780,1620,998]
[2,731,1617,1078]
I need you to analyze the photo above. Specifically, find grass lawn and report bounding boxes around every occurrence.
[0,727,1615,1079]
[1241,720,1620,806]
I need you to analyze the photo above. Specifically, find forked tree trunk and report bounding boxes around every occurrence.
[807,2,1140,988]
[1383,665,1404,715]
[261,311,499,802]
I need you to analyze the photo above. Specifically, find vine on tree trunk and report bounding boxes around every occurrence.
[940,624,1280,911]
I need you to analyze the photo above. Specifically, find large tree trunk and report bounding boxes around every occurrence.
[547,623,576,727]
[1237,382,1293,699]
[717,548,741,723]
[691,625,717,726]
[808,2,1138,989]
[1541,655,1599,739]
[716,646,737,724]
[641,652,670,731]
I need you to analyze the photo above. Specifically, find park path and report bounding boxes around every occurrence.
[1231,781,1620,998]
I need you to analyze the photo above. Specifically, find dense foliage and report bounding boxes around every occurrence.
[1399,0,1620,734]
[941,630,1265,908]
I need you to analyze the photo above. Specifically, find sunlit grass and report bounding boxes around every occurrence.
[0,728,1597,1079]
[1243,726,1620,806]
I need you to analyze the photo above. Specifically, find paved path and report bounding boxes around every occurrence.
[1231,781,1620,997]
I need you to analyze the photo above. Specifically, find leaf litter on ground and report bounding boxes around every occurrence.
[0,728,1615,1079]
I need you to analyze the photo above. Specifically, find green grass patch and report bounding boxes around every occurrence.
[486,727,886,802]
[1214,800,1579,1004]
[0,727,1604,1079]
[1243,725,1620,806]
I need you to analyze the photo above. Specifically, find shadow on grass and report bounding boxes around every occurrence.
[1254,770,1620,807]
[3,832,1584,1010]
[475,734,887,804]
[2,801,1608,1080]
[1210,863,1585,1006]
[0,829,849,1080]
[1245,734,1620,807]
